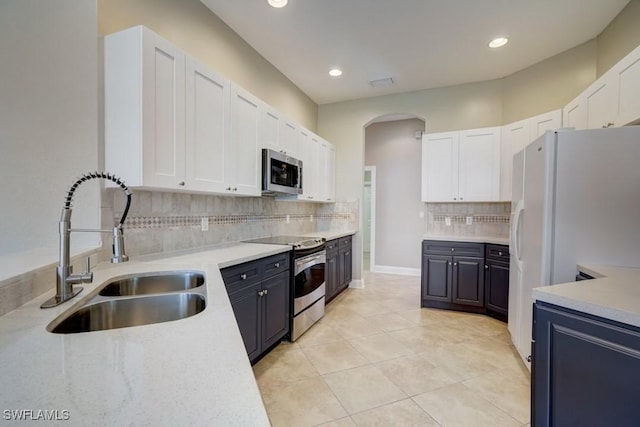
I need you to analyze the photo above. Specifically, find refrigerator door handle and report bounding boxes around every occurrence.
[511,200,524,271]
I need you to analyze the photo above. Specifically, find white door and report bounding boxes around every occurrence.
[280,119,298,156]
[458,127,500,201]
[421,131,458,202]
[262,105,281,152]
[141,29,185,188]
[230,84,262,196]
[185,57,229,193]
[500,120,529,201]
[563,95,587,130]
[616,45,640,126]
[585,71,618,129]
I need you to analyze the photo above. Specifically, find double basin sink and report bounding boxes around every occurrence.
[47,271,207,334]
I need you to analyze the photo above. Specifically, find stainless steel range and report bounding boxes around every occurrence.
[245,236,326,341]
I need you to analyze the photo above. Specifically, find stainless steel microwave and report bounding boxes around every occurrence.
[262,149,303,195]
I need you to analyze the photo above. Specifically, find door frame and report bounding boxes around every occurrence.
[364,166,376,272]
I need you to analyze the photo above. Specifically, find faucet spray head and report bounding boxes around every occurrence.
[111,226,129,263]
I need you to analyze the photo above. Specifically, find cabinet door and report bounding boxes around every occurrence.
[281,119,299,156]
[421,254,452,302]
[584,70,618,129]
[228,282,262,361]
[533,303,640,427]
[458,127,500,202]
[261,271,290,350]
[485,261,509,316]
[326,144,336,202]
[141,28,186,188]
[421,131,458,202]
[342,246,352,288]
[452,256,484,306]
[500,119,529,201]
[230,84,262,196]
[262,104,281,152]
[562,94,587,130]
[529,109,562,139]
[297,129,315,200]
[615,44,640,126]
[325,250,339,302]
[185,57,230,193]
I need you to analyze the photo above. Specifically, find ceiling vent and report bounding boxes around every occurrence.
[369,77,394,87]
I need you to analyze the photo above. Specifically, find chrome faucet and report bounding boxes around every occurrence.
[41,172,132,309]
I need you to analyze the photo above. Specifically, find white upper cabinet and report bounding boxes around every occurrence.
[458,127,501,202]
[500,119,529,201]
[615,44,640,126]
[562,43,640,130]
[584,69,618,129]
[105,26,186,190]
[105,25,336,200]
[261,105,300,157]
[422,127,500,202]
[421,131,459,202]
[230,84,262,196]
[500,110,562,201]
[185,57,230,193]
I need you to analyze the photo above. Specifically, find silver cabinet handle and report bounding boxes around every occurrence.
[178,181,185,186]
[451,248,455,252]
[258,290,264,297]
[275,262,280,268]
[485,265,489,269]
[226,187,232,191]
[240,273,247,280]
[453,197,457,200]
[448,262,452,266]
[498,252,503,256]
[233,187,238,191]
[263,289,268,295]
[454,262,457,266]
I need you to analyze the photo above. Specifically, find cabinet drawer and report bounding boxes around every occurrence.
[422,240,484,257]
[486,244,509,261]
[339,236,352,247]
[261,252,290,278]
[221,261,261,289]
[325,239,339,253]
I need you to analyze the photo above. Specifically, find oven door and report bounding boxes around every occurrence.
[293,251,326,315]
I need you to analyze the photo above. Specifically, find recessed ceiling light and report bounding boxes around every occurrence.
[489,37,509,48]
[267,0,288,8]
[329,68,343,77]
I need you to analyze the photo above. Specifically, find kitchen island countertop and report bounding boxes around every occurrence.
[532,263,640,328]
[0,242,295,426]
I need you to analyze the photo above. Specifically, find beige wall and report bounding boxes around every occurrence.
[502,41,596,124]
[365,119,425,270]
[596,0,640,77]
[98,0,318,131]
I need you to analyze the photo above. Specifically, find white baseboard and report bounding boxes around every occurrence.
[348,278,365,289]
[371,265,421,277]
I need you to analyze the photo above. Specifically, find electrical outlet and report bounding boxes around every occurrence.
[419,211,424,219]
[201,217,209,231]
[466,216,473,225]
[286,214,290,224]
[310,215,314,222]
[445,216,452,226]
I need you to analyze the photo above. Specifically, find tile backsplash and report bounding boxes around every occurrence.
[103,189,358,259]
[424,202,511,239]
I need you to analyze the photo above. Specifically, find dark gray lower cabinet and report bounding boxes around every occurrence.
[325,235,353,303]
[484,244,509,321]
[421,241,485,312]
[222,253,290,363]
[533,302,640,427]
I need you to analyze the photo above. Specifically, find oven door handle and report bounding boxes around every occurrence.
[295,252,326,275]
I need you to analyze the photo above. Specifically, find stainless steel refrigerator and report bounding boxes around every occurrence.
[508,126,640,369]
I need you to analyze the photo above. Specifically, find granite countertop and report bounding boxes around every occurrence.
[422,234,509,246]
[0,242,295,426]
[532,263,640,328]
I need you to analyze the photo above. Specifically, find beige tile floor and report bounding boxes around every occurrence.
[254,272,531,427]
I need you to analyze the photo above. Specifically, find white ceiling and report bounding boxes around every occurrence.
[200,0,629,105]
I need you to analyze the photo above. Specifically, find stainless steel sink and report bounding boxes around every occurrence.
[99,271,205,296]
[48,293,206,334]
